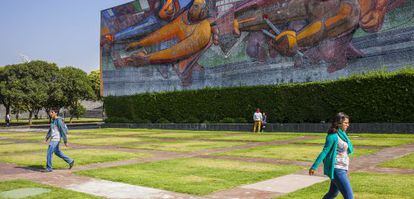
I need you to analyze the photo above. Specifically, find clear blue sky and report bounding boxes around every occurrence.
[0,0,132,73]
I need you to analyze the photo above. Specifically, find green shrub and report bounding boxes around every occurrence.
[133,118,151,123]
[156,118,171,123]
[104,117,131,123]
[104,68,414,123]
[186,116,200,123]
[234,117,248,123]
[220,117,235,123]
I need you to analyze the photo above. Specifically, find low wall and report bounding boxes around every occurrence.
[101,123,414,134]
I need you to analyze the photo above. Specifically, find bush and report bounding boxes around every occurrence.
[104,68,414,123]
[134,118,151,123]
[186,116,200,123]
[220,117,235,123]
[156,118,171,123]
[104,117,131,123]
[234,117,248,123]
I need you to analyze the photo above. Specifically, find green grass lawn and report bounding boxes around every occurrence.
[0,149,150,169]
[0,143,46,154]
[207,134,301,142]
[0,132,44,140]
[278,172,414,199]
[136,132,231,139]
[70,137,157,146]
[215,144,379,162]
[0,180,100,198]
[0,132,100,142]
[0,139,14,145]
[70,128,162,136]
[76,158,301,195]
[122,140,246,152]
[379,153,414,170]
[295,136,414,147]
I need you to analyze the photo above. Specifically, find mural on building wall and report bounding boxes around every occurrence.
[101,0,411,89]
[226,0,406,72]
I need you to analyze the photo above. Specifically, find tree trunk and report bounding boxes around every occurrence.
[28,111,33,125]
[70,115,73,123]
[34,108,40,120]
[5,105,10,115]
[45,108,52,123]
[5,105,10,123]
[16,113,19,122]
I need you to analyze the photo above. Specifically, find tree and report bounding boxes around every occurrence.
[1,61,58,125]
[41,63,63,120]
[23,61,60,124]
[88,70,102,101]
[69,102,86,120]
[0,67,7,123]
[59,67,95,122]
[0,64,27,123]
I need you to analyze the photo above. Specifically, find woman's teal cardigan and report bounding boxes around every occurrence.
[311,129,354,179]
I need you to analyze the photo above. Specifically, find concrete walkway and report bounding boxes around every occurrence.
[241,174,327,193]
[207,174,327,199]
[66,179,200,199]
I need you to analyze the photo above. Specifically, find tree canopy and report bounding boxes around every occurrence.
[0,61,100,124]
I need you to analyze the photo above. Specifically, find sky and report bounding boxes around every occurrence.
[0,0,132,73]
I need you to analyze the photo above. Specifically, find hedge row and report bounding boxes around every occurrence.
[104,68,414,123]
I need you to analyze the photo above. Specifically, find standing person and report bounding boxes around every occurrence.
[44,108,74,172]
[261,112,267,132]
[5,114,11,127]
[252,108,263,133]
[309,112,354,199]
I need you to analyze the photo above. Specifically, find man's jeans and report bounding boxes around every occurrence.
[323,168,354,199]
[46,141,73,171]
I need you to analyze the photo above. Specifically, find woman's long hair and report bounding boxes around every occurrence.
[328,112,349,134]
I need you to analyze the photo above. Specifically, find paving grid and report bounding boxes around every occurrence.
[0,128,413,199]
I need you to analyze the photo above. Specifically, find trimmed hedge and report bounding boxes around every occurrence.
[104,68,414,123]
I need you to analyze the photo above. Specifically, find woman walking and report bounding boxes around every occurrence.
[309,112,354,199]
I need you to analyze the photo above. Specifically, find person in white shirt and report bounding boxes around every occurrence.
[252,108,263,133]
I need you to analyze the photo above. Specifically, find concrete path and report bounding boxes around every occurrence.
[241,174,327,194]
[207,174,327,199]
[66,179,200,199]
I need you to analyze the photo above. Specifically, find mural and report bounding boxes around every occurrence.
[101,0,218,85]
[101,0,414,95]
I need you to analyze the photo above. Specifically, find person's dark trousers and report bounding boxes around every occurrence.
[260,125,266,132]
[323,168,354,199]
[46,141,73,171]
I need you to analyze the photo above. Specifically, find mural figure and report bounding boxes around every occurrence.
[101,0,193,45]
[105,0,218,85]
[230,0,405,72]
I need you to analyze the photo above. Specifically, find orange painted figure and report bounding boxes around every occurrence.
[114,0,218,84]
[231,0,405,72]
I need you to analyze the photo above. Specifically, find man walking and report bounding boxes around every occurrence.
[253,108,263,133]
[44,108,74,172]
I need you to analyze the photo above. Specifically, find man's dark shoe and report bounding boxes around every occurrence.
[69,160,75,169]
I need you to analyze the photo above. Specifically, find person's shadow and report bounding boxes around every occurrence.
[16,165,44,172]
